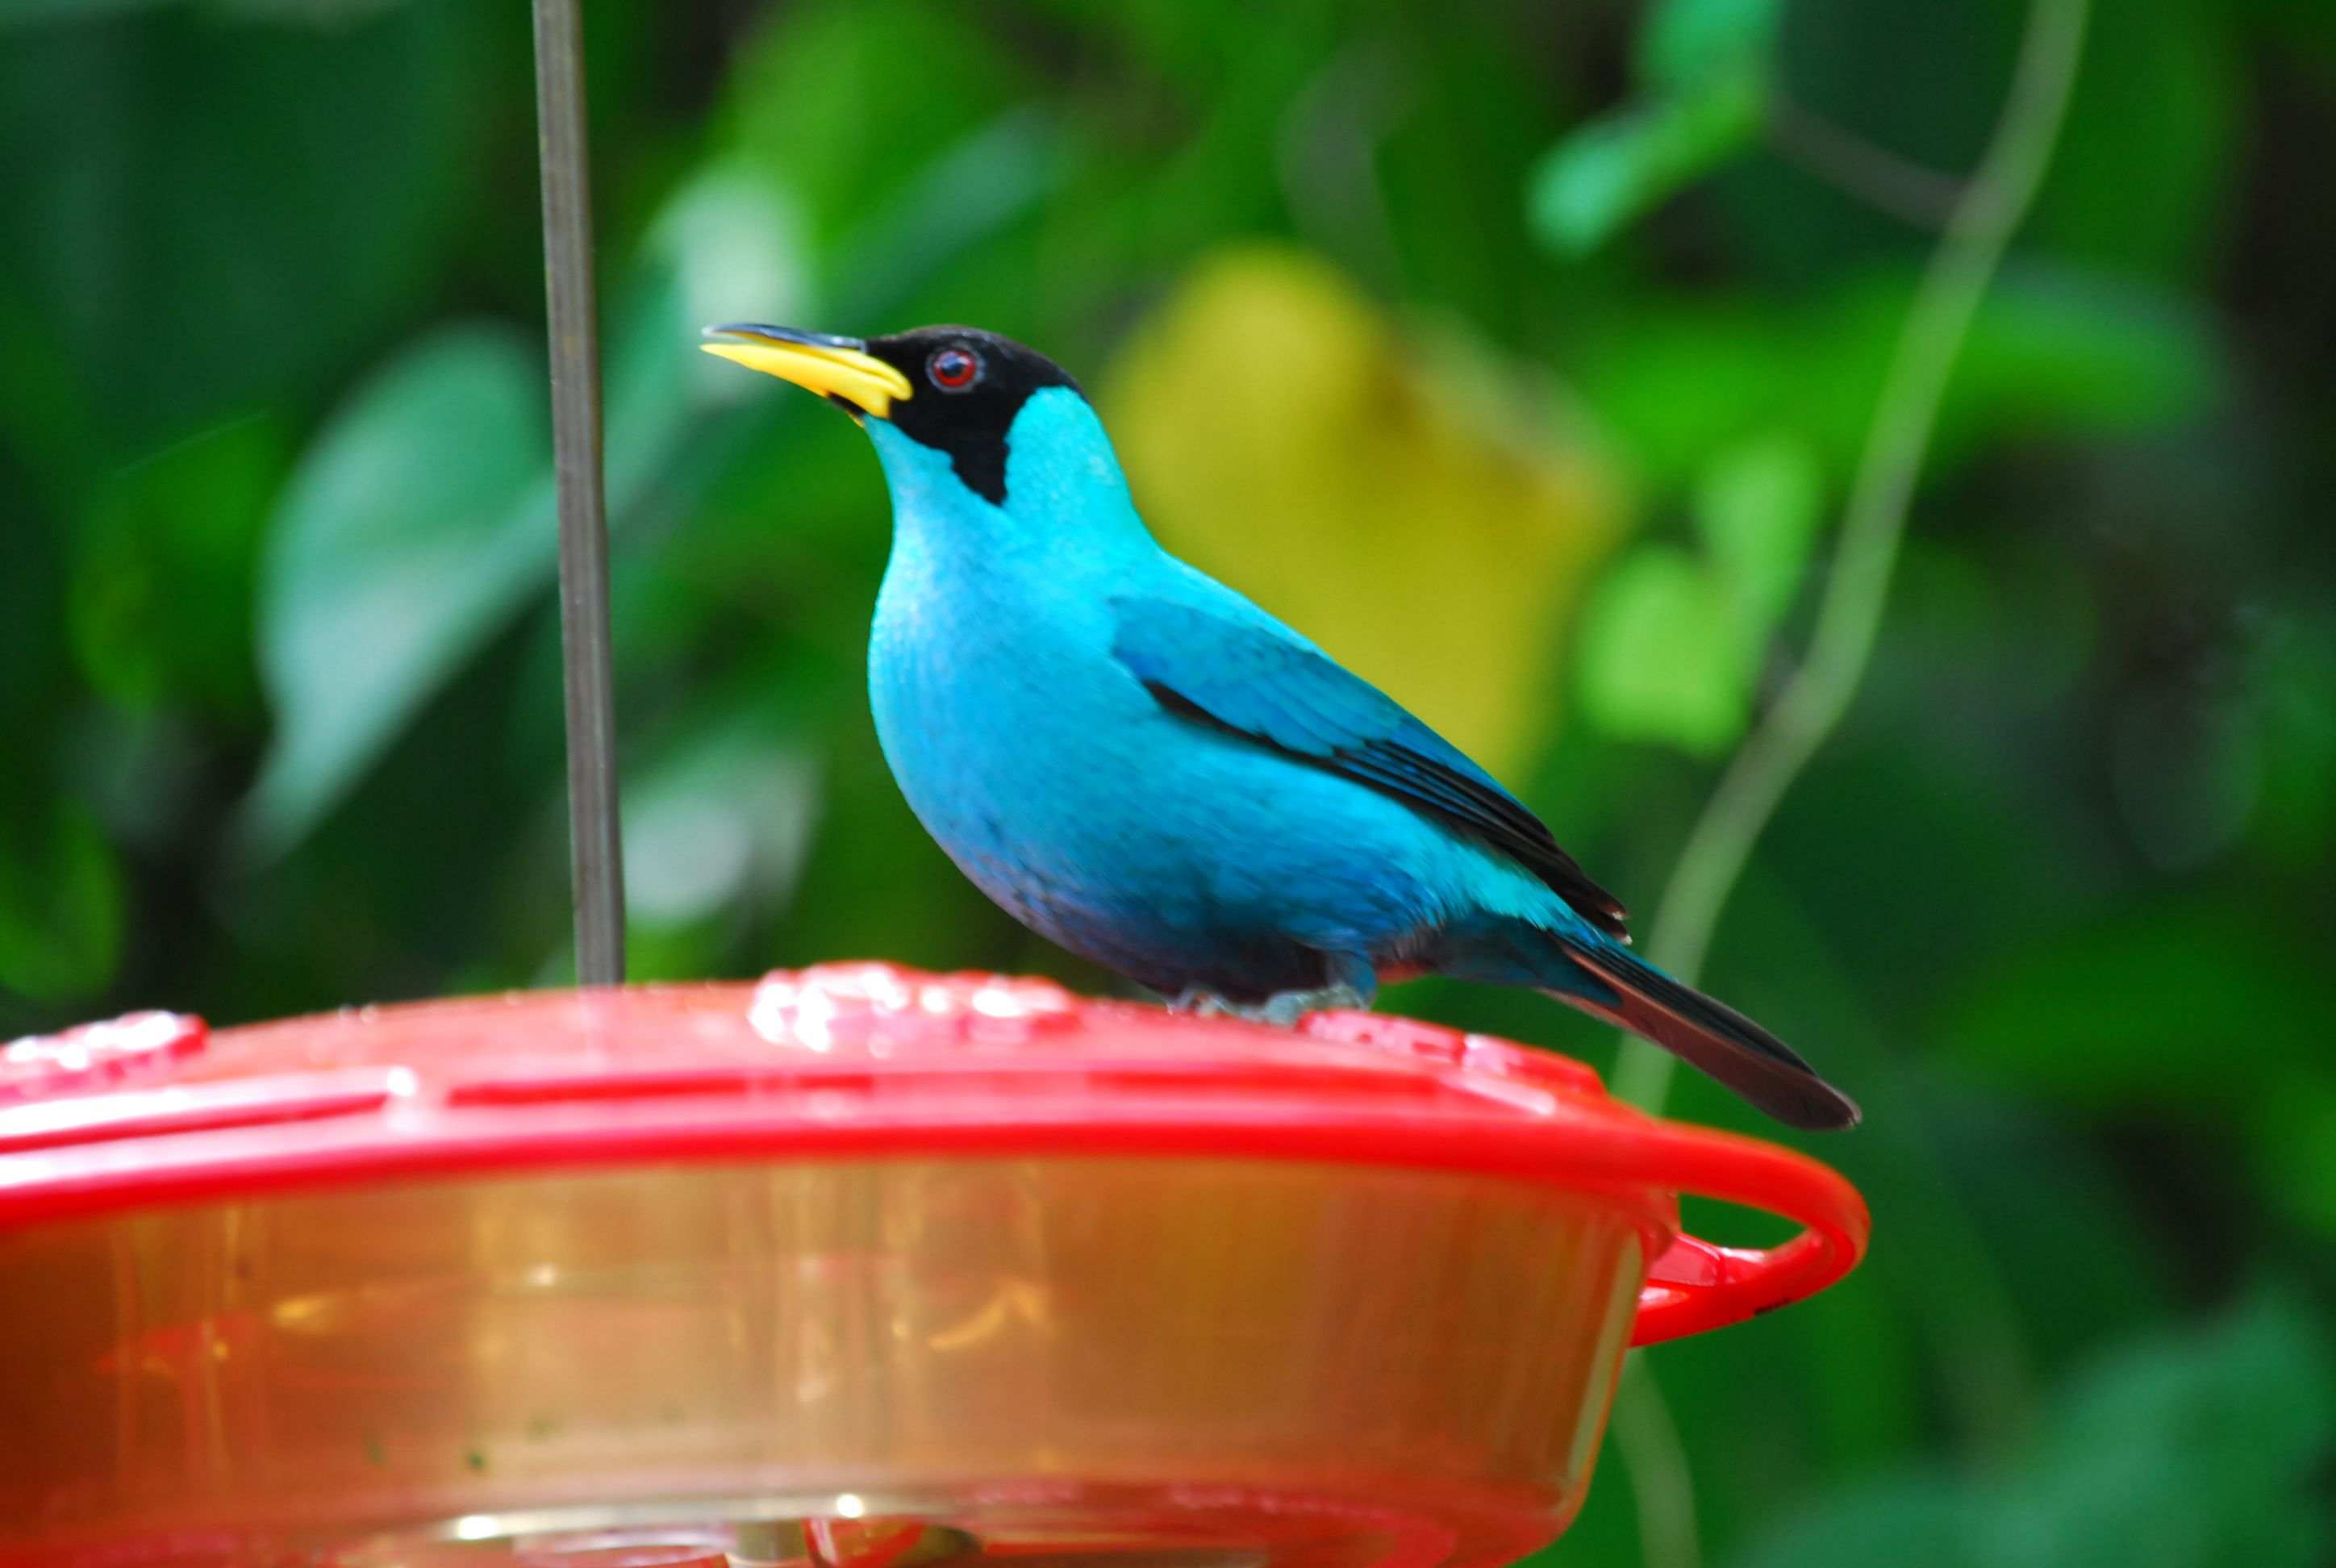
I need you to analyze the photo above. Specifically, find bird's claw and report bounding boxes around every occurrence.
[1165,983,1371,1028]
[1254,982,1370,1026]
[1167,986,1239,1018]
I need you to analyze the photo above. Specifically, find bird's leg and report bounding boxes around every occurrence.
[1251,952,1380,1028]
[1165,955,1378,1028]
[1251,982,1370,1028]
[1166,986,1240,1017]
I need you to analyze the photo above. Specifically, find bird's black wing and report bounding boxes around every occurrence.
[1108,595,1629,938]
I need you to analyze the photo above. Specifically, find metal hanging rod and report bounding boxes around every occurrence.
[530,0,626,986]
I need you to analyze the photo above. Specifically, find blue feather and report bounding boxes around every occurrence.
[1108,595,1629,939]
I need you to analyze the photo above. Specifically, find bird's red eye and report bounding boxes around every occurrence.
[927,346,981,391]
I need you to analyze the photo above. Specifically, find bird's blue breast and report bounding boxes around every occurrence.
[860,391,1558,997]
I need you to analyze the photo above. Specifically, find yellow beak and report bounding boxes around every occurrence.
[699,324,915,419]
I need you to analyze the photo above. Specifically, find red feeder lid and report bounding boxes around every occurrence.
[0,963,1866,1345]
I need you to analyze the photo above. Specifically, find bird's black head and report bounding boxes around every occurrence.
[702,322,1083,506]
[860,327,1084,506]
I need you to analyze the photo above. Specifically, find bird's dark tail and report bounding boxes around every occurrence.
[1546,932,1860,1131]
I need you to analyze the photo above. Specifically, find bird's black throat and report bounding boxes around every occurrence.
[864,327,1082,507]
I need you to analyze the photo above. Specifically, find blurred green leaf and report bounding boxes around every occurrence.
[824,106,1064,323]
[622,712,821,955]
[1736,1291,2334,1568]
[1527,72,1763,257]
[722,0,1027,257]
[2247,1077,2336,1237]
[69,415,283,719]
[240,238,713,859]
[1693,432,1825,650]
[1993,1290,2332,1567]
[1577,266,2220,487]
[1733,1479,1974,1568]
[0,0,169,28]
[1945,269,2221,445]
[0,799,125,1003]
[1,0,432,23]
[0,1,490,465]
[240,326,542,857]
[1576,544,1749,756]
[1638,0,1784,92]
[1942,901,2327,1113]
[2244,607,2336,863]
[1528,0,1783,256]
[1367,11,1564,328]
[2109,677,2262,873]
[2031,0,2238,284]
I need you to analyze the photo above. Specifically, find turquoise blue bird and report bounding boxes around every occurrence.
[704,322,1858,1130]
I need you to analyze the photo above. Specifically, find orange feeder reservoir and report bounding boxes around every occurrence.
[0,963,1867,1568]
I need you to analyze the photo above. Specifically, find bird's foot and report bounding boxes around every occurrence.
[1254,982,1372,1027]
[1166,986,1241,1018]
[1165,982,1372,1028]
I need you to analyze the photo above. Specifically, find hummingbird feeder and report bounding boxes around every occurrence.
[0,965,1866,1567]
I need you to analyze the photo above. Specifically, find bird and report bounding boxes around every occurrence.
[702,321,1859,1131]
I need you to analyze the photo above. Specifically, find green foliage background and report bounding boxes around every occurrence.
[3,0,2333,1561]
